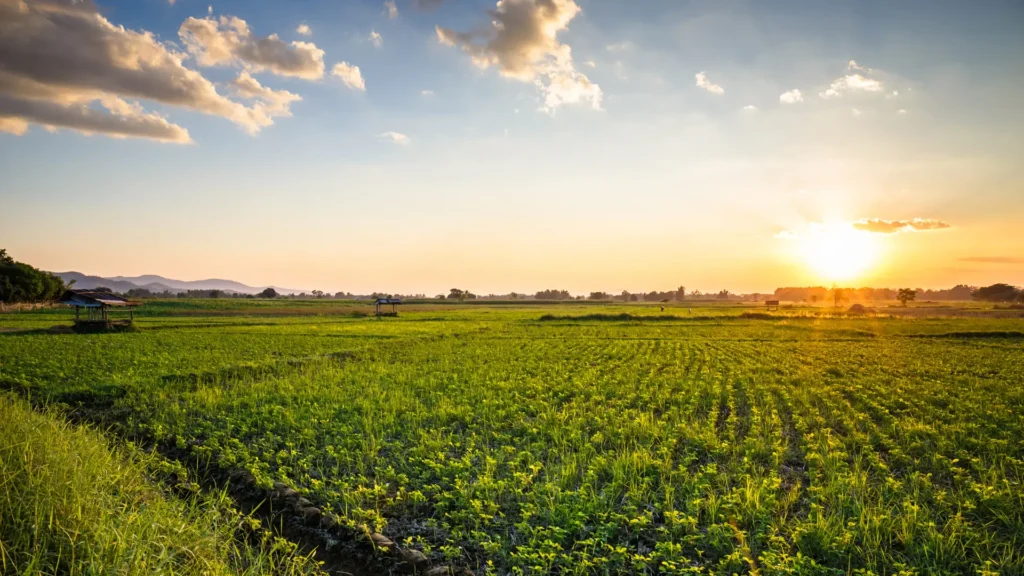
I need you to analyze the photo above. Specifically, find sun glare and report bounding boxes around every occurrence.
[801,223,880,282]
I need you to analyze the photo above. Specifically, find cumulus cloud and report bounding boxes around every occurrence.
[695,72,724,95]
[232,70,300,116]
[378,131,409,144]
[0,0,300,142]
[369,30,382,48]
[332,62,366,91]
[820,60,884,98]
[779,89,803,104]
[0,93,191,142]
[852,218,952,234]
[296,24,311,36]
[179,16,326,79]
[383,0,398,19]
[436,0,602,113]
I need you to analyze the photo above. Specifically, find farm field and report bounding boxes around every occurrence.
[1,300,1023,575]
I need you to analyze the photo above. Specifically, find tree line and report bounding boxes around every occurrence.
[0,249,68,303]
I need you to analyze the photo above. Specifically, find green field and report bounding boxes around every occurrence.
[2,300,1023,575]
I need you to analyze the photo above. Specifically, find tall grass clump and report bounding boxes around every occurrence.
[0,393,322,576]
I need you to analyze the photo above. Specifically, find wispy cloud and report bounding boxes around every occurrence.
[695,72,724,95]
[378,131,409,145]
[369,30,382,48]
[779,89,803,104]
[959,256,1024,264]
[420,89,435,96]
[853,218,952,234]
[742,105,758,112]
[383,0,398,19]
[332,62,366,91]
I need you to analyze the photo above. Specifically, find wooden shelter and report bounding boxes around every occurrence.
[58,289,140,329]
[765,299,780,311]
[374,297,401,317]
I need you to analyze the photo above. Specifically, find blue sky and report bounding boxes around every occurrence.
[2,0,1023,294]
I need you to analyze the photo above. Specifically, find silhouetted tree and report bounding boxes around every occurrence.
[973,283,1021,302]
[588,292,609,300]
[897,288,917,306]
[259,287,279,298]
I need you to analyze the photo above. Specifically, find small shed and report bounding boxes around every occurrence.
[765,299,780,311]
[374,297,401,317]
[58,290,140,329]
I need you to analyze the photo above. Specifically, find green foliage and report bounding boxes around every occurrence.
[0,393,323,576]
[0,249,67,303]
[1,302,1023,574]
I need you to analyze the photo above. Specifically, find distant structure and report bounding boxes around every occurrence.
[58,289,140,329]
[765,299,780,311]
[374,297,402,317]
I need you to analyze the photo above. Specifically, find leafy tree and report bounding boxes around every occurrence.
[93,286,114,294]
[897,288,917,306]
[535,289,571,300]
[448,288,465,302]
[675,286,686,301]
[0,249,67,303]
[717,290,730,300]
[259,287,279,298]
[588,292,609,300]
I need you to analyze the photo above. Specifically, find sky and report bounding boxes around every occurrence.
[1,0,1023,295]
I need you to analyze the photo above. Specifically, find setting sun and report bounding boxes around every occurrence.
[801,224,881,282]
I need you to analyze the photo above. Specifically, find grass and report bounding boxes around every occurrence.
[1,300,1022,574]
[0,392,323,576]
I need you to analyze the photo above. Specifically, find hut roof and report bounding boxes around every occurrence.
[374,298,402,304]
[58,290,137,308]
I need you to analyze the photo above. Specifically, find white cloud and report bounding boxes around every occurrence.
[695,72,724,95]
[605,42,632,52]
[331,62,366,91]
[384,0,398,19]
[421,89,435,96]
[208,5,213,15]
[820,73,883,98]
[232,71,300,116]
[742,105,757,111]
[779,89,803,104]
[296,24,311,37]
[851,108,863,117]
[897,109,907,115]
[436,0,601,113]
[0,0,302,142]
[369,30,382,48]
[179,16,326,80]
[378,131,409,144]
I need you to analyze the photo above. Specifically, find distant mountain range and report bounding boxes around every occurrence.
[55,272,304,295]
